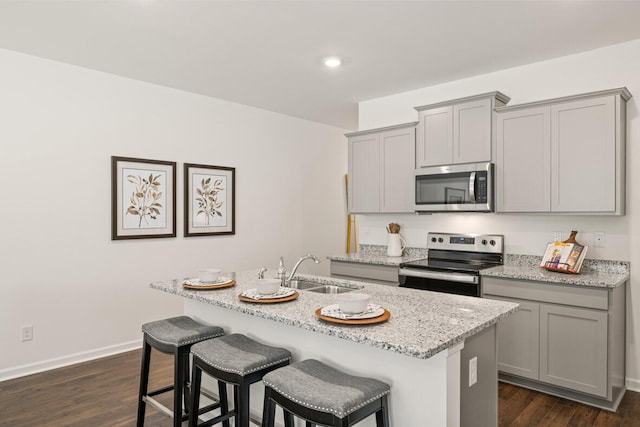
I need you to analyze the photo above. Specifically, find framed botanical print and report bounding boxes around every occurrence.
[111,156,176,240]
[184,163,235,237]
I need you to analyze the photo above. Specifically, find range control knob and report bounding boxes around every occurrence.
[431,237,437,243]
[481,239,488,245]
[490,239,496,246]
[438,237,444,243]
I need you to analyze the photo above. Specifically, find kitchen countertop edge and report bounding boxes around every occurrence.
[150,271,518,360]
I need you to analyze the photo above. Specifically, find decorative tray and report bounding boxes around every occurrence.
[238,288,299,303]
[315,305,390,325]
[183,278,236,290]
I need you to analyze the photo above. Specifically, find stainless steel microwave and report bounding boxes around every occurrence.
[415,162,494,212]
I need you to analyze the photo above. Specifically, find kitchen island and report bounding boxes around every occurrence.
[151,271,518,426]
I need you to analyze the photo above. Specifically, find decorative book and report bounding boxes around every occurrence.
[540,231,589,274]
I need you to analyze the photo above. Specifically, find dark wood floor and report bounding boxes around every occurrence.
[1,349,639,426]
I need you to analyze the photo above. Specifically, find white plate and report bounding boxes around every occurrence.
[320,304,384,320]
[184,277,234,287]
[241,287,296,300]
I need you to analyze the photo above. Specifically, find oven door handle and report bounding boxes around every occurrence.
[399,268,479,284]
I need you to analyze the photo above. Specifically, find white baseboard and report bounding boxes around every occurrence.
[0,340,142,382]
[627,377,640,392]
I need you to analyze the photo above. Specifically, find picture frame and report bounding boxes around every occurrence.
[445,187,466,204]
[111,156,176,240]
[184,163,235,237]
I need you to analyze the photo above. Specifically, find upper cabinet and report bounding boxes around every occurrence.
[414,92,510,167]
[496,88,631,215]
[347,122,417,213]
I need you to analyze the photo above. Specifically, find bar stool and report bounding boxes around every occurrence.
[262,359,391,427]
[136,316,224,427]
[189,333,292,427]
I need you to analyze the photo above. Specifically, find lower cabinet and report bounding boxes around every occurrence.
[483,277,625,409]
[540,304,608,397]
[329,260,399,286]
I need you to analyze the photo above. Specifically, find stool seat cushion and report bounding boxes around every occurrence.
[263,359,390,418]
[191,334,291,376]
[141,316,223,347]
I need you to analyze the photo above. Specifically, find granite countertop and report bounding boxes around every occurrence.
[481,254,629,288]
[150,270,518,360]
[327,244,427,266]
[327,253,425,266]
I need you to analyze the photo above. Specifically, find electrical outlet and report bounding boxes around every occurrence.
[553,231,562,242]
[594,232,605,248]
[469,356,478,387]
[21,325,33,342]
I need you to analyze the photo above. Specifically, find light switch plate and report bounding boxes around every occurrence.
[594,232,605,248]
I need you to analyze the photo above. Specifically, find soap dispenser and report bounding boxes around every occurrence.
[277,257,287,286]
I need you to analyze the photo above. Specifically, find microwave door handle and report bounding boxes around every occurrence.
[469,172,476,202]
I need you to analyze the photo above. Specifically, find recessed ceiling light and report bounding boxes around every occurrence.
[323,57,342,68]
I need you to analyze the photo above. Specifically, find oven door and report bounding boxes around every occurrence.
[398,267,481,297]
[414,162,493,212]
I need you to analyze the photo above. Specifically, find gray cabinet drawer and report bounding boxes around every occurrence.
[483,277,608,310]
[330,261,399,284]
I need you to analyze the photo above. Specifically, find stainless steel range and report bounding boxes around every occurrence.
[399,232,504,297]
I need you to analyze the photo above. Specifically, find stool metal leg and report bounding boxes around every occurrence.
[218,381,231,427]
[189,364,203,427]
[183,351,191,414]
[261,390,276,427]
[283,410,294,427]
[174,351,185,427]
[238,381,251,427]
[136,340,152,427]
[376,395,390,427]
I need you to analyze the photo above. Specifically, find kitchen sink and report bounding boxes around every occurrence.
[305,285,357,294]
[287,280,326,290]
[286,280,362,294]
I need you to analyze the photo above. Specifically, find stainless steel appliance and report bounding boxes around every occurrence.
[414,162,494,212]
[399,232,503,297]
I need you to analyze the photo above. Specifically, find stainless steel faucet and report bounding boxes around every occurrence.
[287,254,320,282]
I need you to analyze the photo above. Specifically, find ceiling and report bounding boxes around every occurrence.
[1,1,640,131]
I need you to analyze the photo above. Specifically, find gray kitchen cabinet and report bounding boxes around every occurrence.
[347,122,417,213]
[496,88,630,214]
[496,106,551,212]
[539,304,608,397]
[483,277,626,410]
[488,295,540,380]
[415,92,510,167]
[330,260,399,286]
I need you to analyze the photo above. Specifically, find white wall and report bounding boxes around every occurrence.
[0,49,348,379]
[357,39,640,389]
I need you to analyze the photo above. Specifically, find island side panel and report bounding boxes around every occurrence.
[186,299,450,427]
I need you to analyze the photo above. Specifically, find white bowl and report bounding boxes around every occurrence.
[198,268,222,283]
[254,278,281,295]
[336,293,371,314]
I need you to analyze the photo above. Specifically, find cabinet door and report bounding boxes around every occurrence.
[417,106,452,167]
[348,133,380,213]
[380,127,416,212]
[454,98,492,164]
[496,106,551,212]
[551,96,616,212]
[539,304,608,397]
[487,295,540,380]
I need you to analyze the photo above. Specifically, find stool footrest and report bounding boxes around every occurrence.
[142,396,174,419]
[147,384,174,397]
[197,410,235,427]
